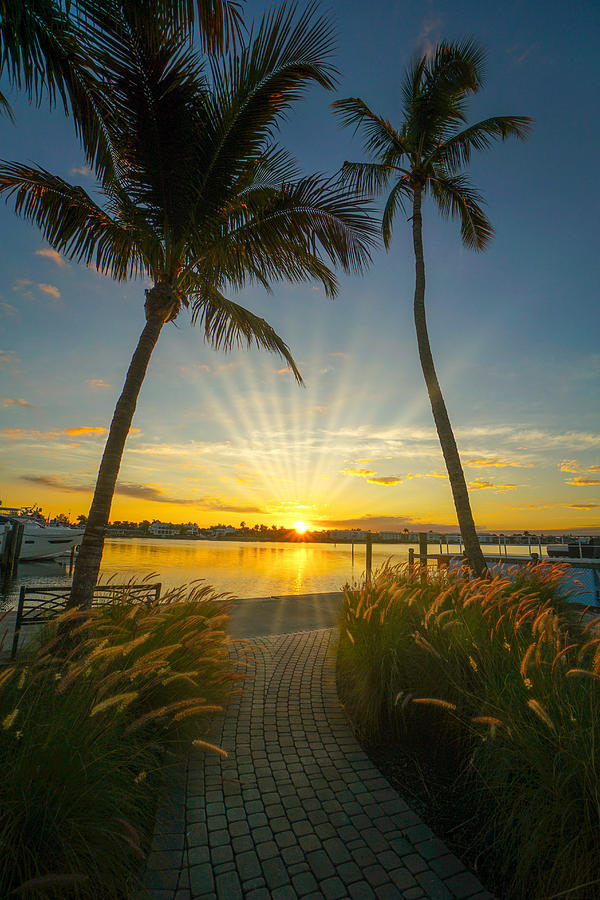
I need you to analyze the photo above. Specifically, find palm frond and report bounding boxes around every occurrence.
[332,97,404,158]
[199,174,378,294]
[429,172,494,250]
[382,178,412,249]
[0,162,150,277]
[199,2,336,208]
[189,284,303,383]
[0,88,14,121]
[427,115,533,171]
[338,161,398,198]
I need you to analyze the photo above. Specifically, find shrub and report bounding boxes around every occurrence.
[338,562,600,900]
[0,581,240,898]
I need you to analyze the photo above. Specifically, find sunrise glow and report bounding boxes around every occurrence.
[294,521,310,534]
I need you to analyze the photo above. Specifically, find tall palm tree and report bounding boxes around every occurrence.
[0,0,243,127]
[333,40,532,575]
[0,3,376,607]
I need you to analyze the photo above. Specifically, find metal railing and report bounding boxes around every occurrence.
[10,582,161,658]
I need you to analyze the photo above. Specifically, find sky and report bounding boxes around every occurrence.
[0,0,599,534]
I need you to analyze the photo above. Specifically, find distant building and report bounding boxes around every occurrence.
[149,521,177,537]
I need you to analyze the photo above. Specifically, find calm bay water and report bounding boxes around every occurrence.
[0,538,546,609]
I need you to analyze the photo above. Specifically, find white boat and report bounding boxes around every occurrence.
[0,506,84,561]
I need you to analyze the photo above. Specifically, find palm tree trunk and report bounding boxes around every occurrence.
[411,185,487,576]
[68,292,167,608]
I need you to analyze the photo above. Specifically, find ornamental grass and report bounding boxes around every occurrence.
[0,581,241,899]
[338,562,600,900]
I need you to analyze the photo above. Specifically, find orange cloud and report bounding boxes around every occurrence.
[468,479,518,491]
[367,475,403,485]
[87,379,111,390]
[35,248,70,268]
[2,398,32,408]
[63,426,107,436]
[559,460,582,473]
[465,457,533,469]
[343,467,375,478]
[565,476,600,486]
[37,283,61,299]
[570,503,600,509]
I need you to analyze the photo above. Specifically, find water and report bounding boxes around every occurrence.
[0,538,546,609]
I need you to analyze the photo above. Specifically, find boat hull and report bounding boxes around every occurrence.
[18,525,83,561]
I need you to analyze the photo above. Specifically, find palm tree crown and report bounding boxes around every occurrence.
[334,40,532,574]
[0,3,377,605]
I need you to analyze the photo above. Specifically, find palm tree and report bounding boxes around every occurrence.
[0,4,376,606]
[0,0,243,130]
[333,40,532,575]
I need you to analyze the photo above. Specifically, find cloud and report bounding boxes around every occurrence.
[87,379,112,390]
[0,302,17,317]
[35,249,70,268]
[20,475,89,494]
[19,474,194,506]
[3,425,110,440]
[559,460,582,473]
[417,15,443,56]
[315,514,457,532]
[570,503,600,509]
[37,283,61,299]
[465,457,533,469]
[275,367,293,375]
[342,467,375,478]
[590,465,600,472]
[367,475,403,485]
[468,479,518,492]
[70,165,92,176]
[115,483,194,504]
[0,350,19,368]
[328,352,349,359]
[565,476,600,486]
[63,426,107,436]
[2,397,32,408]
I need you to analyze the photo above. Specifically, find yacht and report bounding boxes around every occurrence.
[0,506,84,561]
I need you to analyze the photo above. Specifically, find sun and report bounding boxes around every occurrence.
[294,520,309,534]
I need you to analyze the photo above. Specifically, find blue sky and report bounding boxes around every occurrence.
[0,0,598,532]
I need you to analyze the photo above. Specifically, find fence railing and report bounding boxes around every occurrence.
[10,582,161,658]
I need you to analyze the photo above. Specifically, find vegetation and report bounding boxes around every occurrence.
[334,41,532,576]
[338,563,600,899]
[0,2,376,609]
[0,582,241,898]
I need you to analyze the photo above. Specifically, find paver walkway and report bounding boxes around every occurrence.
[143,628,491,899]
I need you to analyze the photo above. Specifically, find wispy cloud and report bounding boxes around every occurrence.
[465,456,534,469]
[70,165,92,176]
[3,425,111,440]
[19,474,194,505]
[565,476,600,486]
[87,379,112,390]
[35,248,70,268]
[37,283,61,299]
[2,397,32,408]
[417,15,443,57]
[367,475,403,485]
[468,479,519,492]
[570,503,600,509]
[0,350,19,368]
[559,459,582,473]
[275,367,293,375]
[342,467,375,478]
[0,302,17,317]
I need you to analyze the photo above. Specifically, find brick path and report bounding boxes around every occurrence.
[143,629,491,899]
